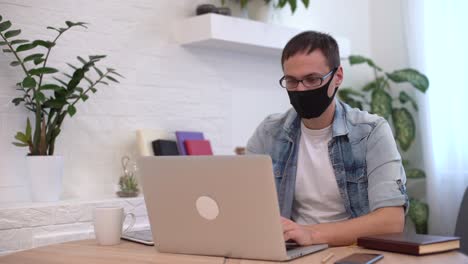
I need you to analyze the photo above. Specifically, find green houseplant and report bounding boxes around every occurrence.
[221,0,310,14]
[338,55,429,234]
[0,15,122,201]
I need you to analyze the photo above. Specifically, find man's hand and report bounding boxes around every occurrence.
[281,217,325,246]
[281,207,404,246]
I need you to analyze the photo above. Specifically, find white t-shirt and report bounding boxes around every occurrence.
[291,122,350,225]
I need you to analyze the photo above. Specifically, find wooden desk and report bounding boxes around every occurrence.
[1,239,467,264]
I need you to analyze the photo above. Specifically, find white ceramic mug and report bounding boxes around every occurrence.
[93,206,136,246]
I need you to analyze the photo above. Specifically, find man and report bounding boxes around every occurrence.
[246,31,408,246]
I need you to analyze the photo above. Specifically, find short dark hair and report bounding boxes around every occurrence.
[281,31,340,69]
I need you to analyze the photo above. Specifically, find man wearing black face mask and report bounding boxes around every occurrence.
[246,31,408,246]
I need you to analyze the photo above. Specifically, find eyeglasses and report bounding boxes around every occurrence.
[279,67,338,90]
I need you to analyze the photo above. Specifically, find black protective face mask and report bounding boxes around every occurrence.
[287,71,338,119]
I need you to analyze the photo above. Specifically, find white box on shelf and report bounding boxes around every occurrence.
[174,14,351,58]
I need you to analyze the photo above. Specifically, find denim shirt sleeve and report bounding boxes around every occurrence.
[246,121,266,155]
[366,119,409,213]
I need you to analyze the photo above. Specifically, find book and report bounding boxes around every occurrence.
[357,233,460,255]
[175,131,204,155]
[136,129,170,156]
[184,140,213,155]
[152,139,179,156]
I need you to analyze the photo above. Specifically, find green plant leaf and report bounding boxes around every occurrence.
[90,87,97,93]
[67,105,77,117]
[34,91,46,102]
[53,77,68,86]
[240,0,248,8]
[40,84,62,91]
[93,66,103,77]
[13,142,29,147]
[24,53,44,62]
[12,97,24,106]
[32,40,55,49]
[65,21,88,28]
[84,76,93,85]
[44,99,66,109]
[278,0,288,8]
[348,55,383,71]
[89,55,106,60]
[108,70,124,78]
[81,94,89,101]
[106,75,119,83]
[77,56,87,64]
[2,48,12,53]
[16,43,36,52]
[399,91,418,111]
[338,88,364,110]
[408,198,429,234]
[370,89,392,119]
[14,132,28,143]
[22,76,37,88]
[406,168,426,179]
[10,61,20,67]
[33,58,45,65]
[29,67,59,76]
[0,21,12,32]
[0,15,2,22]
[0,41,6,46]
[10,39,29,45]
[288,0,297,13]
[4,29,21,38]
[66,63,78,70]
[99,81,109,85]
[302,0,309,8]
[26,118,32,139]
[362,77,385,91]
[386,68,429,93]
[46,26,61,33]
[402,159,410,168]
[392,108,415,151]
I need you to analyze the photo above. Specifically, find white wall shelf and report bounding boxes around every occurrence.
[174,14,351,57]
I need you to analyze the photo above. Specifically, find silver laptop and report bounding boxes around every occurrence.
[138,155,328,261]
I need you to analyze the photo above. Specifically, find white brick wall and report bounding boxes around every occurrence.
[0,197,149,254]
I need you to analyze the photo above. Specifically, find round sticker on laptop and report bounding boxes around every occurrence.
[196,196,219,220]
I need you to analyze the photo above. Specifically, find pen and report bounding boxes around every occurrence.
[321,252,334,263]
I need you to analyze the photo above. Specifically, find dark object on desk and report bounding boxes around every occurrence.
[121,229,154,246]
[335,253,383,264]
[152,140,179,156]
[184,139,213,155]
[455,187,468,255]
[357,233,460,255]
[196,4,217,15]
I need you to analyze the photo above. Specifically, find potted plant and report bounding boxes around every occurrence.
[220,0,310,23]
[338,55,429,234]
[0,15,122,201]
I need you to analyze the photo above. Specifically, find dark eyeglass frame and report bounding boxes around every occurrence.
[279,67,338,90]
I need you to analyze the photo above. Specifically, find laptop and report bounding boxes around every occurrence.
[138,155,328,261]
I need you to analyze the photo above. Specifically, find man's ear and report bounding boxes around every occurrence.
[335,66,344,86]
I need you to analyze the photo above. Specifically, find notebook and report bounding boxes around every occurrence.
[357,233,460,255]
[152,139,179,156]
[184,139,213,155]
[175,131,204,155]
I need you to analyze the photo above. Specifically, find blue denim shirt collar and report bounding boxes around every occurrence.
[283,99,349,140]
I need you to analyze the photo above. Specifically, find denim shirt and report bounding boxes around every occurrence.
[246,100,409,219]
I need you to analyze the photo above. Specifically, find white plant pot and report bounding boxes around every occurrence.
[247,0,275,23]
[26,155,64,202]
